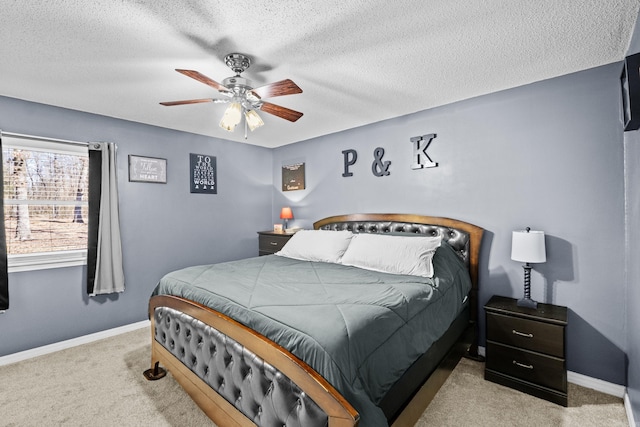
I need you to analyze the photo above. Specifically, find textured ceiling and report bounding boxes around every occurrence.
[0,1,638,148]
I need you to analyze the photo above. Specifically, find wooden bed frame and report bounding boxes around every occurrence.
[146,213,484,427]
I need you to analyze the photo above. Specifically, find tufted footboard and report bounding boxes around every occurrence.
[148,295,359,427]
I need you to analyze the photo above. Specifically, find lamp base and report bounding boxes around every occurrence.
[517,297,538,309]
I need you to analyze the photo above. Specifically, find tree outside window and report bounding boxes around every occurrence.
[3,137,88,259]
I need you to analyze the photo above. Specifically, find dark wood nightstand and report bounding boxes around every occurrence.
[484,295,568,406]
[257,231,294,256]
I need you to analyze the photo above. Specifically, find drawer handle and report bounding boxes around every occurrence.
[512,329,534,338]
[270,242,278,246]
[513,360,534,370]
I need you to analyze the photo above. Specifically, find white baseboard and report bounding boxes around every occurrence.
[568,370,626,398]
[478,346,626,398]
[625,393,637,427]
[478,345,486,357]
[0,320,150,367]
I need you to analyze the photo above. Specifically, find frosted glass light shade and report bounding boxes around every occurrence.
[219,103,242,131]
[245,109,264,131]
[511,230,546,263]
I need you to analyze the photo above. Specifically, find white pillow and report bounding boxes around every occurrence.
[340,233,441,277]
[275,230,354,263]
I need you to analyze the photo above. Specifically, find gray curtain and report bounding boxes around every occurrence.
[87,142,124,296]
[0,133,8,309]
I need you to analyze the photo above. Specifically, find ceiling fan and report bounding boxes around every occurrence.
[160,53,303,137]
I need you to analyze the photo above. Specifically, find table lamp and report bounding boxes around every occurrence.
[280,207,293,230]
[511,227,546,309]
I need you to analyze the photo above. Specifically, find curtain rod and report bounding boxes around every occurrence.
[1,130,88,147]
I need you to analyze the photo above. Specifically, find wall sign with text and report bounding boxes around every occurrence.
[190,153,217,194]
[342,133,438,177]
[282,163,305,191]
[128,155,167,183]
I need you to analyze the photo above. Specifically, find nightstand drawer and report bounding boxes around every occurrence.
[258,234,290,254]
[487,312,564,358]
[486,342,566,392]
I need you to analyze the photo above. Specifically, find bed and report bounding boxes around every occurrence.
[145,213,483,426]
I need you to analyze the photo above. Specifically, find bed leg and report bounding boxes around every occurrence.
[464,323,485,362]
[143,361,167,381]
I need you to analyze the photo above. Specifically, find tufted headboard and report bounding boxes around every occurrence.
[313,213,484,320]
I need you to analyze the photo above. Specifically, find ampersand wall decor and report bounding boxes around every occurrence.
[371,147,391,177]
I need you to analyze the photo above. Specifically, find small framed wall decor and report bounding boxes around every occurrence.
[282,162,305,191]
[128,155,167,183]
[621,52,640,131]
[190,153,217,194]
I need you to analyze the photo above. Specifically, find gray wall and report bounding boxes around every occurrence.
[0,96,274,356]
[272,63,627,385]
[625,16,640,424]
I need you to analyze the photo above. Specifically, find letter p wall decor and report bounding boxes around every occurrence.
[410,133,438,169]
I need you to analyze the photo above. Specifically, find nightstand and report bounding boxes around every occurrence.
[257,231,294,256]
[484,295,568,406]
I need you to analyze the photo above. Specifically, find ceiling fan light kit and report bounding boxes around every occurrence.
[161,53,303,139]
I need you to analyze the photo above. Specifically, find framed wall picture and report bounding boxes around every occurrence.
[282,162,305,191]
[190,153,217,194]
[128,155,167,183]
[621,52,640,131]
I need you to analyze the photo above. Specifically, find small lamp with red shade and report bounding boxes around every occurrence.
[280,207,293,230]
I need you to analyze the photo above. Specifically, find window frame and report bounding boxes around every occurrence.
[2,132,89,273]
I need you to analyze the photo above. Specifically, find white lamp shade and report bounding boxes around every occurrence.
[219,103,242,131]
[511,230,546,263]
[245,109,264,131]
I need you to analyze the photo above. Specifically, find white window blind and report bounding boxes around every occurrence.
[2,133,88,270]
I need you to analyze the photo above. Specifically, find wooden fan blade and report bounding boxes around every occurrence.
[260,101,303,122]
[251,79,302,99]
[160,98,215,106]
[176,69,229,92]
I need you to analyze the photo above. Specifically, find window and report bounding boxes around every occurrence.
[2,134,88,272]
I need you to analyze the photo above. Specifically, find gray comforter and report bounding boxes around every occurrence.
[152,242,471,426]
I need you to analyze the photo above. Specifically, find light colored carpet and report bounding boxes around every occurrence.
[418,358,628,427]
[0,327,629,426]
